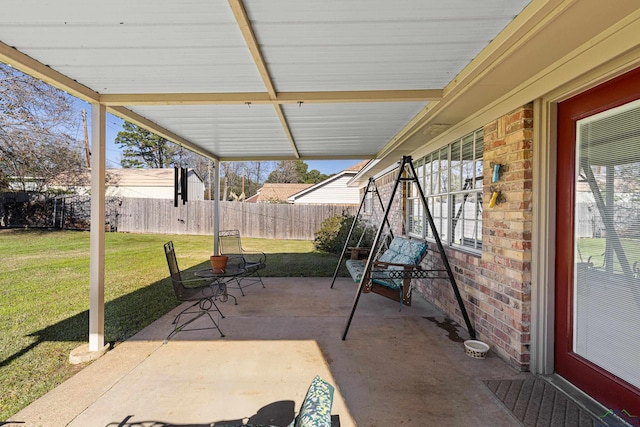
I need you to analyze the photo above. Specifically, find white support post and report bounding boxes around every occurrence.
[89,103,106,352]
[70,103,109,364]
[213,159,220,255]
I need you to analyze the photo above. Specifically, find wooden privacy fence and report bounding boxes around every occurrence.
[117,198,213,235]
[0,194,358,239]
[117,198,357,240]
[218,201,358,240]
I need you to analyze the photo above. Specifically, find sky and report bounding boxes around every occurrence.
[306,159,364,175]
[76,100,363,175]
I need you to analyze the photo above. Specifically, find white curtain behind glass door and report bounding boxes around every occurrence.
[573,98,640,389]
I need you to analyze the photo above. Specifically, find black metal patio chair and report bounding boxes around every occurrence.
[164,241,225,341]
[218,229,267,296]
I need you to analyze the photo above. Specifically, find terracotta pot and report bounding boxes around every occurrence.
[210,255,229,273]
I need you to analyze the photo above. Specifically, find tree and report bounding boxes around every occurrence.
[303,169,329,184]
[220,161,265,201]
[266,160,302,183]
[0,63,85,193]
[115,121,185,168]
[266,159,328,184]
[221,161,243,201]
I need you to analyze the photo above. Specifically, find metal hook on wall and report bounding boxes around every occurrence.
[488,185,505,208]
[489,162,507,183]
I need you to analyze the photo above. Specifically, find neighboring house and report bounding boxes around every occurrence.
[106,169,204,200]
[7,176,45,192]
[243,192,260,203]
[288,160,369,205]
[53,168,205,200]
[246,183,313,203]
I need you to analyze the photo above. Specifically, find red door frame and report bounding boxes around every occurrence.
[555,67,640,412]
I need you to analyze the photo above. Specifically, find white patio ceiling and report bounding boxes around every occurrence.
[0,0,531,163]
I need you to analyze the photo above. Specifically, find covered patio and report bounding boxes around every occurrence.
[12,277,543,426]
[4,0,640,423]
[0,0,540,367]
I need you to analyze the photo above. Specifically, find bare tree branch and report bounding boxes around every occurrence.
[0,63,85,194]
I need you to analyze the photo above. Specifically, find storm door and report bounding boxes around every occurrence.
[555,68,640,414]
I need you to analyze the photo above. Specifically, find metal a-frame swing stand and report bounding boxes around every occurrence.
[341,155,477,340]
[330,176,392,290]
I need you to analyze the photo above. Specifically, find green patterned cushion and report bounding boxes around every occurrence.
[345,259,365,283]
[406,239,428,263]
[347,237,428,290]
[390,253,414,265]
[378,237,403,262]
[378,237,427,265]
[372,275,402,289]
[288,376,334,427]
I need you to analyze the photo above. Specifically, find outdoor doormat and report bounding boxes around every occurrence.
[484,378,620,427]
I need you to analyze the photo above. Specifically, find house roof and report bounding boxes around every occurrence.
[344,160,371,173]
[244,193,260,203]
[252,183,313,203]
[2,1,639,183]
[288,161,367,201]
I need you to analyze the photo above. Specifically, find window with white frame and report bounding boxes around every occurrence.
[407,129,483,252]
[364,189,373,215]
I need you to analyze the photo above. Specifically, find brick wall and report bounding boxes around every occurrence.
[360,169,404,234]
[474,103,533,370]
[371,103,534,370]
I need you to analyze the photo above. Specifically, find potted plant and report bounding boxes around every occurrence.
[210,255,229,273]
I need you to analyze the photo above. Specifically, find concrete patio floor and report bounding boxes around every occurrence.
[10,277,533,426]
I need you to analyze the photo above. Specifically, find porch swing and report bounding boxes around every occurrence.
[341,156,477,340]
[330,177,393,289]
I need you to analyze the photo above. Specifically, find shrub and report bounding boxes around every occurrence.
[314,213,375,256]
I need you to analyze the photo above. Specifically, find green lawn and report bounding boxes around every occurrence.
[577,237,640,273]
[0,229,346,420]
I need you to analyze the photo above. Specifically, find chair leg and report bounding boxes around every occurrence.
[234,277,246,296]
[203,311,225,338]
[173,301,200,324]
[236,271,265,292]
[165,297,225,342]
[226,293,238,305]
[201,297,225,319]
[256,271,266,288]
[165,311,207,343]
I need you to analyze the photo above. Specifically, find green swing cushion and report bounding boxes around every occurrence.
[346,237,427,290]
[345,259,365,283]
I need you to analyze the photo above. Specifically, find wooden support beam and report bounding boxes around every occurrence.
[228,0,299,158]
[276,89,442,104]
[107,106,219,161]
[228,0,276,97]
[0,40,99,103]
[100,92,272,106]
[99,89,443,106]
